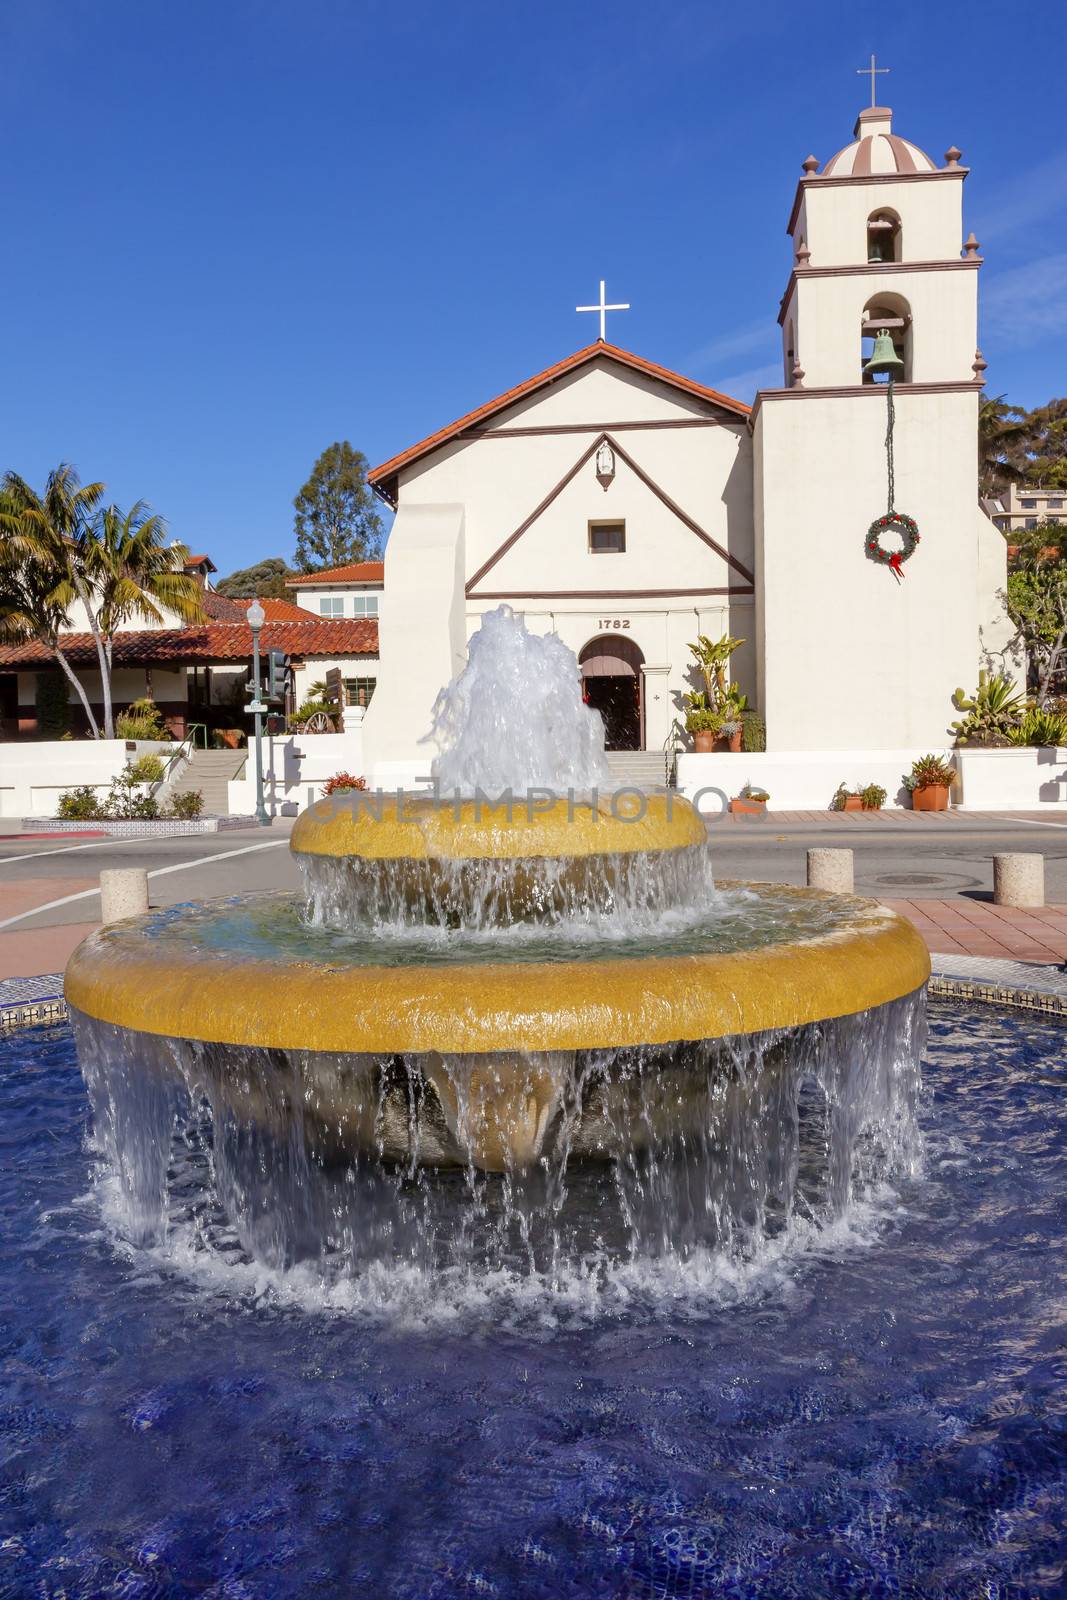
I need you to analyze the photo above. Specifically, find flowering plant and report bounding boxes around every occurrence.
[321,772,368,795]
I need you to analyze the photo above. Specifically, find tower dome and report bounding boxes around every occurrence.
[821,107,937,177]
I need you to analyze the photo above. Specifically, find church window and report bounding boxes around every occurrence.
[588,520,626,554]
[319,596,345,616]
[867,209,901,263]
[1020,499,1037,509]
[861,293,912,383]
[351,593,379,617]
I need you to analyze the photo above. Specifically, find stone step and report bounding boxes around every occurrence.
[163,748,247,816]
[603,751,675,790]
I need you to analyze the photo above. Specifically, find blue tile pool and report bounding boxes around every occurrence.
[1,1003,1065,1597]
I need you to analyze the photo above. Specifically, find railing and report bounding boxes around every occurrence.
[156,724,207,793]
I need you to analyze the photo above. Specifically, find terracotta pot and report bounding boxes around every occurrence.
[911,782,950,812]
[693,729,716,753]
[729,797,767,814]
[841,794,864,812]
[217,728,243,749]
[712,729,743,753]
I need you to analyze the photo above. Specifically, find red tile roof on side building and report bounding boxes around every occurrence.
[366,342,751,506]
[285,562,385,587]
[0,618,378,668]
[231,595,316,621]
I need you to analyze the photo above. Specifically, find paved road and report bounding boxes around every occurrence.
[1,811,1066,979]
[704,813,1067,901]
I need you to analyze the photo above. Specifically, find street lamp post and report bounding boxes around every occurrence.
[246,599,270,827]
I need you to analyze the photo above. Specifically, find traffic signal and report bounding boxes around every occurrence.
[266,650,289,706]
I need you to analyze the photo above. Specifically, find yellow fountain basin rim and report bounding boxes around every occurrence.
[289,792,706,862]
[65,888,930,1056]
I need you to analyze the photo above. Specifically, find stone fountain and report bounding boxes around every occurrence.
[66,607,929,1259]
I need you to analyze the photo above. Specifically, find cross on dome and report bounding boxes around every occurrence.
[856,52,890,108]
[576,279,630,343]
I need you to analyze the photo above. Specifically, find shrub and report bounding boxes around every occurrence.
[832,784,858,810]
[1010,706,1067,748]
[128,754,165,784]
[210,728,246,749]
[861,783,887,809]
[741,711,766,753]
[321,772,368,796]
[166,790,204,819]
[35,671,70,739]
[104,769,159,819]
[116,697,170,741]
[740,785,770,802]
[56,785,104,820]
[290,700,334,730]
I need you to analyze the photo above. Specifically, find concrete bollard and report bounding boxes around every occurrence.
[99,868,150,924]
[807,848,854,895]
[993,853,1044,909]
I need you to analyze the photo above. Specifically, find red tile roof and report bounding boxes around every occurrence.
[286,562,385,587]
[367,342,751,504]
[200,589,250,621]
[231,595,315,621]
[183,554,217,571]
[0,618,378,667]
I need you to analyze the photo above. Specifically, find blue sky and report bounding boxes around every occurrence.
[4,0,1065,573]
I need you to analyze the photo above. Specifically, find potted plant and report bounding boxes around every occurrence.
[861,783,887,811]
[730,785,769,815]
[905,753,955,811]
[686,634,746,752]
[833,784,864,813]
[685,706,722,754]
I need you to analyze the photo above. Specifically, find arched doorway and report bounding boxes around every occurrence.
[579,634,644,751]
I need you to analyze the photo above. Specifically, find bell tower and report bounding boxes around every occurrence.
[752,102,1008,754]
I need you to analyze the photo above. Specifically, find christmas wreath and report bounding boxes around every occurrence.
[866,511,920,582]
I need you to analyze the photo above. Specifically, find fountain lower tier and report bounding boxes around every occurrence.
[65,885,930,1172]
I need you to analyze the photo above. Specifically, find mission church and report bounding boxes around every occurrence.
[357,92,1009,786]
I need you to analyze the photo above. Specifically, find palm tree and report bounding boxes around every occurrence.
[1,465,110,733]
[85,502,205,735]
[0,490,102,736]
[978,393,1030,498]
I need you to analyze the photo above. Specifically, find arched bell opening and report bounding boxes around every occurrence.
[579,634,645,751]
[861,292,912,384]
[866,208,902,263]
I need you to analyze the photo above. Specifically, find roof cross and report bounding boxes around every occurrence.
[856,52,890,108]
[576,279,630,343]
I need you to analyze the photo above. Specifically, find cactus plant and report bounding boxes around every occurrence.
[950,670,1024,746]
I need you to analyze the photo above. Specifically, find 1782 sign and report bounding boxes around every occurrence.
[596,618,631,631]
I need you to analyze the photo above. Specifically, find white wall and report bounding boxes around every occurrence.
[753,386,998,751]
[955,746,1067,809]
[0,739,172,818]
[226,729,367,816]
[677,748,951,812]
[359,503,466,786]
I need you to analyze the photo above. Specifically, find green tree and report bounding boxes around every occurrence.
[1019,398,1067,490]
[85,501,205,735]
[978,393,1029,497]
[293,442,383,572]
[1003,524,1067,706]
[1,467,204,738]
[34,671,70,738]
[0,468,105,735]
[216,557,294,599]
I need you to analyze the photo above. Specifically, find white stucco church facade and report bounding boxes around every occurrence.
[359,102,1009,787]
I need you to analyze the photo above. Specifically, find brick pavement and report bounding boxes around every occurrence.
[884,898,1067,963]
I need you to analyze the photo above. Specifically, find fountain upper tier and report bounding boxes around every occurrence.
[291,792,712,930]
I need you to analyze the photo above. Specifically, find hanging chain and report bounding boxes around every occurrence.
[885,375,896,514]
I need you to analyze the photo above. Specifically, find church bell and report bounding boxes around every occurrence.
[863,329,905,379]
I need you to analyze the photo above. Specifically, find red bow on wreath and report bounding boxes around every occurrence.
[888,550,905,582]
